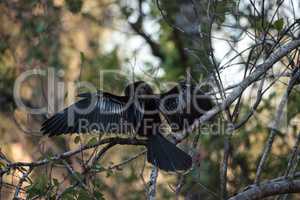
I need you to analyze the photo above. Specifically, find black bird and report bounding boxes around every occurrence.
[41,81,213,171]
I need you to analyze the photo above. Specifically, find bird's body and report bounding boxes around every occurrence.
[41,81,213,171]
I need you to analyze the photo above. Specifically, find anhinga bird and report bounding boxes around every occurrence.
[41,81,213,171]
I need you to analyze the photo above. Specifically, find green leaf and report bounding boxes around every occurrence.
[0,160,5,168]
[36,21,46,33]
[70,171,84,183]
[52,178,59,187]
[273,18,284,31]
[92,178,102,188]
[65,0,83,13]
[80,52,85,64]
[106,169,113,177]
[78,188,90,200]
[94,191,105,200]
[91,164,105,173]
[87,137,98,146]
[60,187,77,200]
[253,18,264,31]
[74,136,81,144]
[26,175,48,198]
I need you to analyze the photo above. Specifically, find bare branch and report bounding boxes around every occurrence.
[220,136,231,200]
[147,166,159,200]
[255,68,300,184]
[172,39,300,142]
[278,132,300,200]
[107,150,146,170]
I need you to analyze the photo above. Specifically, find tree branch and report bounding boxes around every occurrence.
[255,68,300,184]
[172,39,300,142]
[148,166,159,200]
[1,137,147,170]
[228,179,300,200]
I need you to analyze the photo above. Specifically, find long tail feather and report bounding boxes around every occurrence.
[147,133,192,171]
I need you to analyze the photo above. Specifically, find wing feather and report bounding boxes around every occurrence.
[41,91,143,136]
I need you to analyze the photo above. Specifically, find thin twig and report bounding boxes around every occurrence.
[147,166,159,200]
[107,150,146,170]
[255,68,300,184]
[13,167,32,200]
[220,136,231,200]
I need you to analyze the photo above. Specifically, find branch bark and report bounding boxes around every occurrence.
[228,179,300,200]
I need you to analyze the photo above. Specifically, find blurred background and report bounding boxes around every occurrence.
[1,0,300,199]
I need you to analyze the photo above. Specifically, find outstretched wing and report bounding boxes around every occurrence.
[41,91,143,136]
[159,82,213,132]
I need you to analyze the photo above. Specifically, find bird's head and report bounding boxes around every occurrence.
[124,81,153,97]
